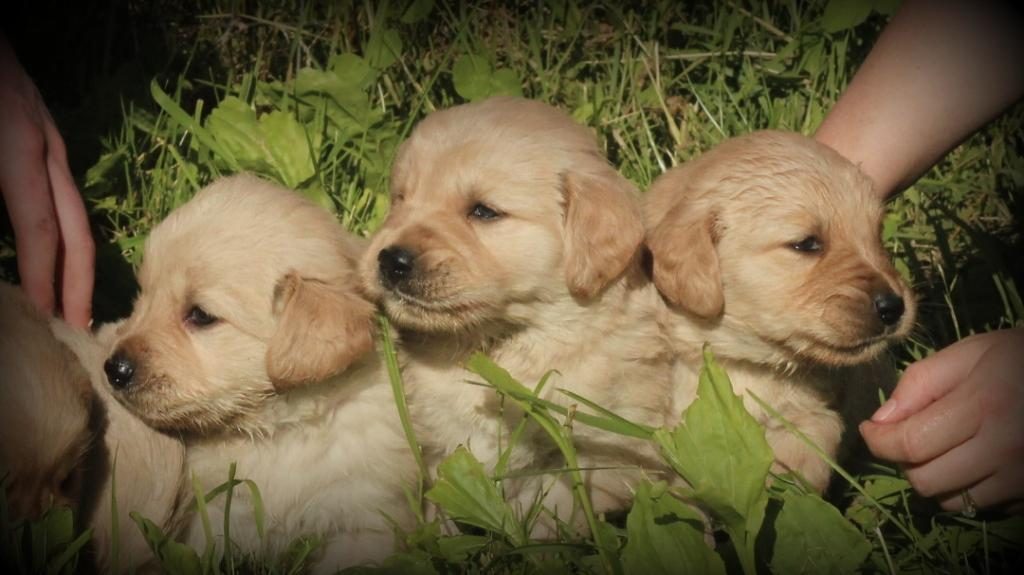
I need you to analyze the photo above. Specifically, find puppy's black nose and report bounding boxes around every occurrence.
[104,352,136,390]
[378,246,416,288]
[873,293,905,326]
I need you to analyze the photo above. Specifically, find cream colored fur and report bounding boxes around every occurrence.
[51,319,187,573]
[105,175,418,571]
[644,131,915,492]
[360,97,674,531]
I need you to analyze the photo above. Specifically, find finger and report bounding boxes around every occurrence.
[936,462,1024,512]
[871,335,995,423]
[0,119,58,315]
[860,382,982,464]
[44,119,94,328]
[902,433,1002,497]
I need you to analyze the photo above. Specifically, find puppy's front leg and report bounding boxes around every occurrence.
[763,403,843,493]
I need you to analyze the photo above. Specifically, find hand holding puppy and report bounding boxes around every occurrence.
[0,34,94,328]
[860,329,1024,514]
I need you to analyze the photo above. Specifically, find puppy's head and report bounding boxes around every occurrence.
[645,131,916,366]
[0,283,94,519]
[105,175,375,433]
[361,97,644,332]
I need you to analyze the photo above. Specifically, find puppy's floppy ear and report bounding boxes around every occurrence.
[646,197,723,318]
[266,273,375,391]
[562,166,646,299]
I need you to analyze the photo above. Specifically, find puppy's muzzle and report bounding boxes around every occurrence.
[104,351,136,390]
[873,292,905,327]
[378,246,417,289]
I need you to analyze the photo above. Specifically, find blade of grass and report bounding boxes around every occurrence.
[377,314,430,520]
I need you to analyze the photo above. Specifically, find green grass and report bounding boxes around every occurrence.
[2,0,1022,573]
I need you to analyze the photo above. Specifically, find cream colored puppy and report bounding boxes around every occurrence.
[51,319,187,573]
[104,174,417,571]
[644,130,916,492]
[361,97,673,529]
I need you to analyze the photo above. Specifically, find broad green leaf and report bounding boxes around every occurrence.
[258,110,315,188]
[490,69,524,98]
[30,506,75,572]
[292,68,376,131]
[822,0,874,33]
[400,0,435,23]
[771,491,871,575]
[452,54,493,101]
[42,506,74,549]
[329,53,377,90]
[425,447,522,544]
[451,54,523,102]
[622,482,724,575]
[205,97,268,169]
[653,346,772,574]
[654,347,772,528]
[366,27,403,69]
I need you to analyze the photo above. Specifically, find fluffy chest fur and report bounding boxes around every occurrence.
[403,280,674,519]
[183,358,417,570]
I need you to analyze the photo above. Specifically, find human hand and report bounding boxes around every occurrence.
[860,328,1024,514]
[1,37,94,328]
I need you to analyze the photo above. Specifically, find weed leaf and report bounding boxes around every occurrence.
[258,111,315,188]
[426,447,522,543]
[622,481,724,575]
[771,491,871,574]
[452,54,522,101]
[653,346,773,573]
[366,27,403,69]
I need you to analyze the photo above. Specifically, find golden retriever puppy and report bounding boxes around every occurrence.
[104,174,417,571]
[51,319,188,573]
[0,282,94,520]
[644,130,916,492]
[360,97,673,529]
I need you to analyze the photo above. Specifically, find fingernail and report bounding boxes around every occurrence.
[872,399,898,422]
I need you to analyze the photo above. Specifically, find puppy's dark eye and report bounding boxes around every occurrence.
[468,203,502,221]
[185,305,218,327]
[790,235,823,253]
